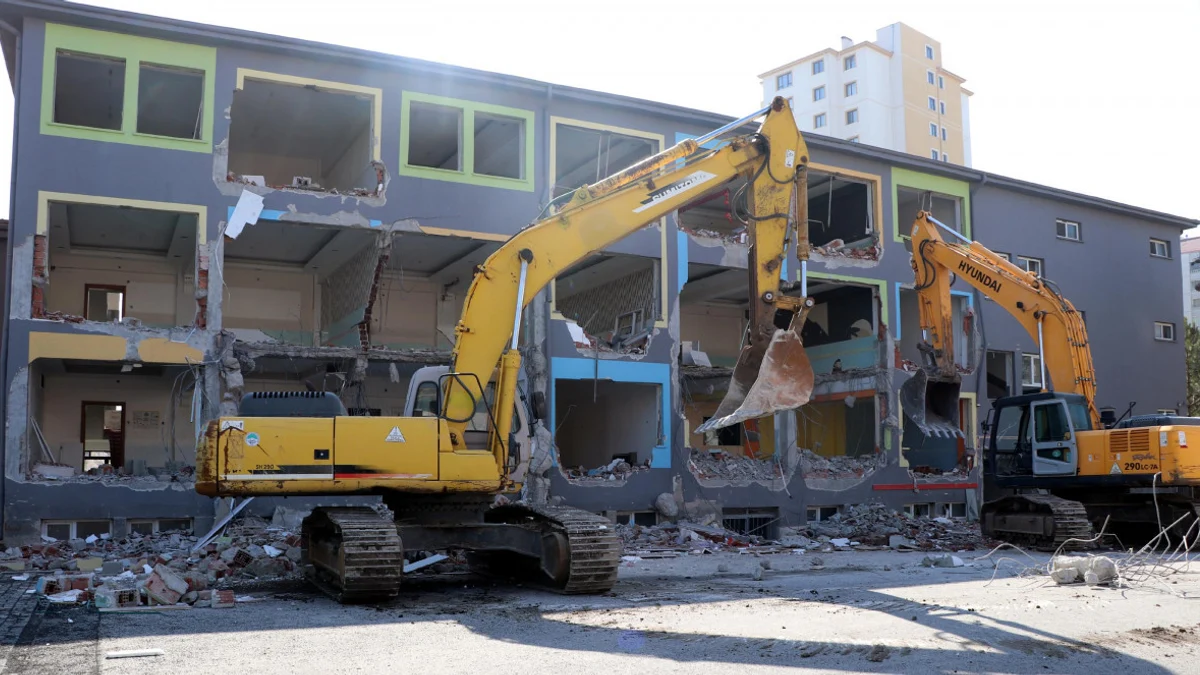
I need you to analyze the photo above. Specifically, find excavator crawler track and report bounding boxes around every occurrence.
[481,504,622,594]
[981,494,1096,551]
[302,507,404,604]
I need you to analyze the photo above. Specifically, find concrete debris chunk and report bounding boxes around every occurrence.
[1050,555,1118,585]
[654,493,679,519]
[921,554,964,568]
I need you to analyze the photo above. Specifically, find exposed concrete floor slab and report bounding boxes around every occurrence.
[40,551,1200,673]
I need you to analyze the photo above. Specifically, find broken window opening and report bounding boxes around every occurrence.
[228,78,378,195]
[898,288,978,374]
[43,520,112,541]
[897,186,962,237]
[556,255,660,355]
[553,124,658,199]
[801,283,876,350]
[407,102,462,171]
[53,50,125,131]
[807,170,879,260]
[81,401,124,472]
[136,63,204,140]
[555,380,659,482]
[986,350,1012,400]
[473,112,524,179]
[130,518,193,535]
[722,508,780,539]
[84,285,125,323]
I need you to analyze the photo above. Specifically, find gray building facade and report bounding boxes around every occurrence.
[0,0,1193,543]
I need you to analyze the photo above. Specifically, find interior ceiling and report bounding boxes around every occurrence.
[388,233,489,275]
[226,221,358,265]
[230,79,371,168]
[682,263,749,305]
[51,202,193,255]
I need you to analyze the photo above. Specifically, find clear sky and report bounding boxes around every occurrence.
[1,0,1197,232]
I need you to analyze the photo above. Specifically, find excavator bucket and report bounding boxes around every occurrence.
[695,322,814,434]
[899,368,964,438]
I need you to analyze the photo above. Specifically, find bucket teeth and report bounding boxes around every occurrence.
[695,327,814,433]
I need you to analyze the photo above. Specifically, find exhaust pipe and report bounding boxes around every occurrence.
[899,368,964,438]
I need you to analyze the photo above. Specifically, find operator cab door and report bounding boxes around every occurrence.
[1031,399,1078,476]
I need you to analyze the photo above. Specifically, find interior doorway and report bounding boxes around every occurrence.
[80,401,125,471]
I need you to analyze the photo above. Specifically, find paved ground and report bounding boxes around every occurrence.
[3,549,1200,674]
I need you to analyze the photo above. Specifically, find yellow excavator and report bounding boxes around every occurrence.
[196,97,818,602]
[903,211,1200,549]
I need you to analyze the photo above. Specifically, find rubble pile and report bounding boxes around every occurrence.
[687,450,784,482]
[680,226,748,244]
[31,463,196,485]
[617,521,776,557]
[566,458,652,483]
[811,236,880,260]
[800,448,886,479]
[10,511,306,609]
[804,502,993,550]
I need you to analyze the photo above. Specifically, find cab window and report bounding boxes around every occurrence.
[1034,403,1070,442]
[414,382,440,417]
[993,405,1027,451]
[1066,402,1092,432]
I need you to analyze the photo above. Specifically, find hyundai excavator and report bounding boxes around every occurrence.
[902,211,1200,549]
[195,97,819,603]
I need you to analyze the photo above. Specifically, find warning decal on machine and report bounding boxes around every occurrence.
[1110,462,1122,475]
[385,426,406,443]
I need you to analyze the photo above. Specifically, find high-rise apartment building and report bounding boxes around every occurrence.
[760,22,973,166]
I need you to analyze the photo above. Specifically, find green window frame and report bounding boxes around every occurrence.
[399,91,535,192]
[41,22,216,152]
[890,167,972,242]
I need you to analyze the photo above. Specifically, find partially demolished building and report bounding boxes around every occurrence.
[0,0,1192,542]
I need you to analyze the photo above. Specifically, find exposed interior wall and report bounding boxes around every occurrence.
[556,257,660,343]
[680,304,744,366]
[228,78,374,193]
[555,380,659,469]
[371,274,439,349]
[326,125,373,193]
[35,368,200,472]
[45,253,180,327]
[678,184,744,240]
[797,396,877,457]
[223,266,314,344]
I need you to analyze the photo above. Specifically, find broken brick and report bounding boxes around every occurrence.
[212,590,235,609]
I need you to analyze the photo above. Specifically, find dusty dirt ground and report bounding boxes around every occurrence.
[9,549,1200,674]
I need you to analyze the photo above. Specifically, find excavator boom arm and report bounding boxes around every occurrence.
[444,98,812,459]
[908,212,1099,428]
